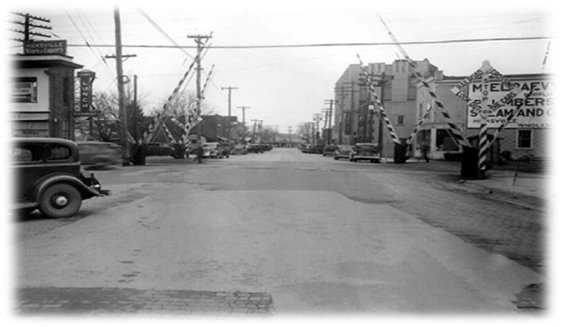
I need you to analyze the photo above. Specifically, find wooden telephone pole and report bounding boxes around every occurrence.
[237,106,250,143]
[113,6,130,166]
[9,12,52,44]
[221,86,238,141]
[187,34,212,144]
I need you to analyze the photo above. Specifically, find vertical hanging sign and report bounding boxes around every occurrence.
[76,70,96,116]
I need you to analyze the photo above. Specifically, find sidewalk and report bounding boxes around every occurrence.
[462,169,551,212]
[386,157,552,211]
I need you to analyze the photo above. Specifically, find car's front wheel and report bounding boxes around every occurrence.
[39,183,82,218]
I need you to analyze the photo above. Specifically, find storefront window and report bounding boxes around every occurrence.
[517,130,532,149]
[11,77,37,103]
[436,129,459,151]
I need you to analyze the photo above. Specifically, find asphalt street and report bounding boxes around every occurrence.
[14,148,546,316]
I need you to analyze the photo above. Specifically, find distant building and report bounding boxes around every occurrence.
[333,59,553,161]
[428,73,553,161]
[9,53,83,139]
[333,59,439,158]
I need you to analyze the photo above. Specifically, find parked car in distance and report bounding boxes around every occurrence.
[11,137,110,218]
[230,144,248,155]
[323,145,338,157]
[307,145,324,154]
[217,143,231,158]
[333,145,353,160]
[77,141,121,168]
[201,142,219,158]
[146,142,172,156]
[247,144,264,153]
[350,143,381,163]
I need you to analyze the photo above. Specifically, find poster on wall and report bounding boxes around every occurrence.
[10,77,38,103]
[467,78,554,129]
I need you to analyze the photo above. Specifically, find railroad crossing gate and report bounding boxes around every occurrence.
[450,60,527,179]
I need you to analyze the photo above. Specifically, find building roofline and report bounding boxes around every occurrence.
[11,53,84,69]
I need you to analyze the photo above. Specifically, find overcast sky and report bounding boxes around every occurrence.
[5,0,557,134]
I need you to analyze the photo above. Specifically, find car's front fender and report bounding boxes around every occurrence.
[30,174,105,203]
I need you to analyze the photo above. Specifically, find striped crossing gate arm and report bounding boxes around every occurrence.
[109,112,137,145]
[158,115,178,144]
[406,102,433,145]
[357,55,401,145]
[488,90,534,147]
[377,14,472,149]
[201,64,215,98]
[143,113,162,144]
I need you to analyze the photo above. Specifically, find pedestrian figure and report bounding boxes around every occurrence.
[195,144,203,164]
[421,144,430,163]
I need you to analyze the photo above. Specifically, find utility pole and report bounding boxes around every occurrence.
[221,86,238,141]
[251,119,262,143]
[113,6,130,166]
[133,74,138,142]
[313,113,322,145]
[9,12,52,44]
[288,126,292,148]
[324,99,335,144]
[237,106,250,143]
[188,34,212,145]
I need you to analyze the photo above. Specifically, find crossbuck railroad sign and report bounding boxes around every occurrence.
[450,60,522,119]
[450,60,525,178]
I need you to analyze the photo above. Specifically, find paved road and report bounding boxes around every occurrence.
[14,148,546,316]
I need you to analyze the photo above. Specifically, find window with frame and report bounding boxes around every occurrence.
[4,146,41,164]
[46,145,72,161]
[11,77,38,103]
[397,115,405,125]
[517,130,532,149]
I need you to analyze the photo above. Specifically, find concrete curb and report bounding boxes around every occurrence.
[456,177,547,212]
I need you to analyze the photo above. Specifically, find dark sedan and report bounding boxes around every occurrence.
[333,145,353,160]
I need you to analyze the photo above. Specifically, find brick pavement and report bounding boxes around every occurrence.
[16,287,274,316]
[367,160,547,312]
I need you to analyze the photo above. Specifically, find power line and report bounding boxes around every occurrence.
[65,36,550,50]
[136,7,194,61]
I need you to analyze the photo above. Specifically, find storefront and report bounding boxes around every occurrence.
[10,53,83,139]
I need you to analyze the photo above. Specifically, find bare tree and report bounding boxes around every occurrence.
[261,125,279,143]
[297,122,314,143]
[153,91,215,118]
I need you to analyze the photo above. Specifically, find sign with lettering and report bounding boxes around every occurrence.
[77,70,95,114]
[467,79,554,129]
[23,40,67,55]
[10,77,37,103]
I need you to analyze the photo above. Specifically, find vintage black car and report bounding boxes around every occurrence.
[247,144,264,153]
[77,141,121,168]
[11,137,110,218]
[350,143,381,163]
